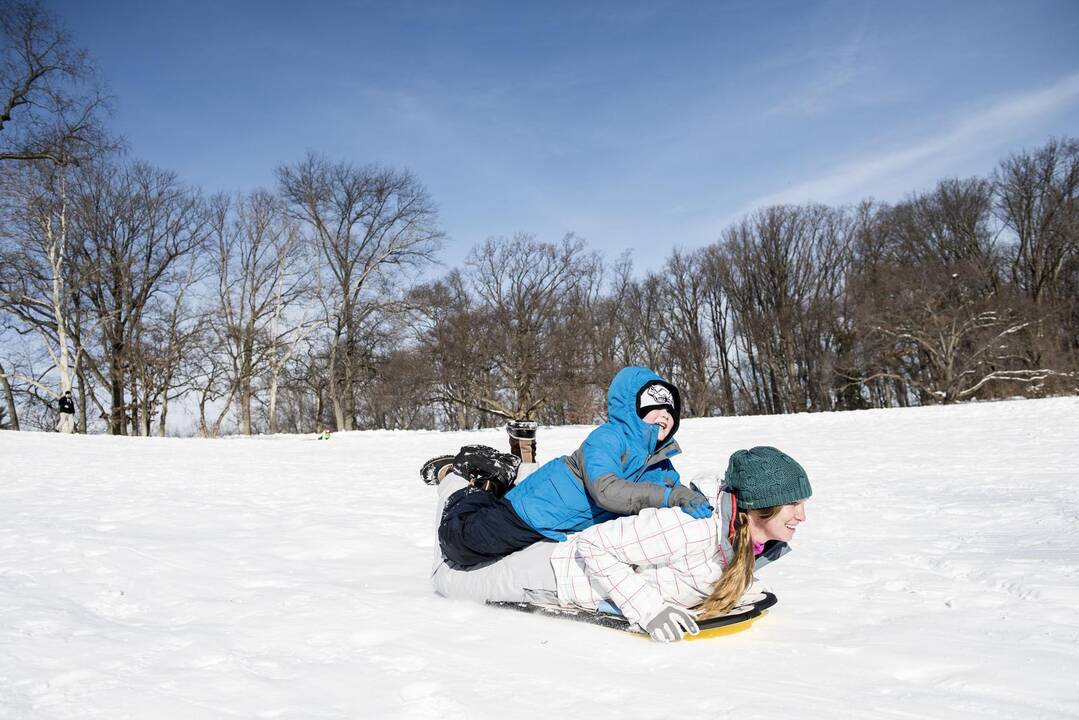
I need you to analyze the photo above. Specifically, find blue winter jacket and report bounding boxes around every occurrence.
[505,366,683,541]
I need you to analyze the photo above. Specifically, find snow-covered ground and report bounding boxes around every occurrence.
[1,397,1077,719]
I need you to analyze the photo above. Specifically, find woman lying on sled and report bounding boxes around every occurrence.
[430,446,812,643]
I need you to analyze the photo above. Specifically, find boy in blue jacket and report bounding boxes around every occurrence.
[437,366,713,568]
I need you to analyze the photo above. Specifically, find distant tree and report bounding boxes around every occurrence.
[264,293,319,434]
[718,204,853,414]
[0,159,86,425]
[698,244,738,415]
[364,348,438,430]
[849,179,1067,402]
[995,137,1079,306]
[208,190,310,435]
[188,316,234,438]
[0,0,112,166]
[586,252,636,380]
[859,281,1061,403]
[129,255,202,435]
[617,272,669,379]
[542,245,607,425]
[409,272,490,430]
[70,161,209,434]
[455,233,599,422]
[277,152,442,431]
[659,248,714,416]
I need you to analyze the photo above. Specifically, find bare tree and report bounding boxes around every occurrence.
[660,249,714,416]
[70,161,209,434]
[617,272,669,380]
[718,205,853,414]
[265,293,319,434]
[129,255,202,435]
[0,0,112,166]
[846,179,1066,403]
[277,153,442,430]
[0,160,86,422]
[995,137,1079,306]
[860,287,1064,403]
[209,190,310,434]
[409,272,490,430]
[698,244,738,414]
[451,233,600,421]
[188,316,235,437]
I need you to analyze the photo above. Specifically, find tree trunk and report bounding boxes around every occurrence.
[0,361,19,430]
[110,351,126,435]
[327,332,346,431]
[129,371,141,435]
[142,382,153,436]
[158,401,169,437]
[76,366,89,433]
[198,389,210,438]
[240,384,253,435]
[268,370,280,434]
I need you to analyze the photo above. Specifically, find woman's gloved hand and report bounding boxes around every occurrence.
[643,605,700,643]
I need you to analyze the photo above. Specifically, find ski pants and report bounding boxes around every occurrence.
[438,485,549,568]
[56,413,74,433]
[430,475,559,603]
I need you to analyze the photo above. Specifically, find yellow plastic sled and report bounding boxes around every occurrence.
[491,592,778,640]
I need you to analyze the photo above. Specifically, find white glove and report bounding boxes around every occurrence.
[642,605,699,643]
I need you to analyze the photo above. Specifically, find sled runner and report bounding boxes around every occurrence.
[490,591,778,641]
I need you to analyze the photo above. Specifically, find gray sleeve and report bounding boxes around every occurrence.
[584,472,669,515]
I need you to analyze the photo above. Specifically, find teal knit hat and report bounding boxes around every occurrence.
[724,446,812,510]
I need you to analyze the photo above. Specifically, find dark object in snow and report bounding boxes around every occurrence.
[489,591,778,641]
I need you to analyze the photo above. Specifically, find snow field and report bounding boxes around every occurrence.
[1,397,1077,719]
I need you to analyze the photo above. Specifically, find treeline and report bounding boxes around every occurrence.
[410,147,1078,428]
[1,1,1076,435]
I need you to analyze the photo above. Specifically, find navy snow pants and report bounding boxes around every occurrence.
[438,485,550,569]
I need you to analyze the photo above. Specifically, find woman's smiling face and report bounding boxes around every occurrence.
[749,500,808,544]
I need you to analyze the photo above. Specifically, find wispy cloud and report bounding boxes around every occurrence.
[767,25,868,116]
[745,70,1079,210]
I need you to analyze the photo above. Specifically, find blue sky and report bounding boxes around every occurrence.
[53,0,1079,271]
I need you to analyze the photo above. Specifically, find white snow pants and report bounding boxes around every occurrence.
[56,413,74,433]
[429,473,558,603]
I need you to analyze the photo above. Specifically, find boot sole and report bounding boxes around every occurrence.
[420,454,456,485]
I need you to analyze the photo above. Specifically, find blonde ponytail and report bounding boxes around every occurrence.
[695,506,783,620]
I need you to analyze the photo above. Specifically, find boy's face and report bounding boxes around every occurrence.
[641,408,674,441]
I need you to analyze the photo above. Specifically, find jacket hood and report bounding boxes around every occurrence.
[606,366,682,451]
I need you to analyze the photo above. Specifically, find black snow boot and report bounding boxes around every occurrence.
[506,420,538,463]
[420,454,457,486]
[452,444,521,497]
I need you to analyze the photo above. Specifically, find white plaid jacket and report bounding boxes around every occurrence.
[549,491,738,627]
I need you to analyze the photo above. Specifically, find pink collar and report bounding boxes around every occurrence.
[752,542,765,557]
